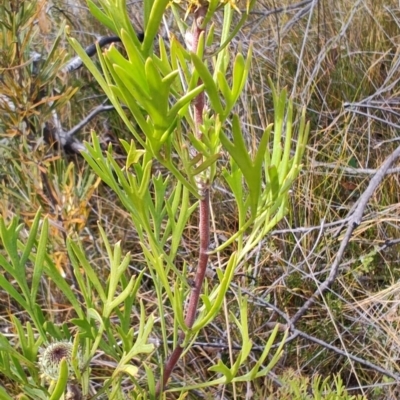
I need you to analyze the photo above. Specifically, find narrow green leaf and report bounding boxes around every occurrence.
[158,61,177,84]
[0,335,35,368]
[231,53,245,99]
[192,253,238,332]
[172,282,186,331]
[268,166,280,202]
[170,37,191,83]
[0,386,13,400]
[249,324,283,379]
[191,153,221,175]
[20,210,41,268]
[88,308,105,329]
[214,44,230,81]
[217,70,233,108]
[203,0,220,27]
[206,23,215,47]
[109,85,152,142]
[292,110,310,169]
[67,37,111,99]
[11,316,27,356]
[113,0,140,46]
[10,355,28,383]
[220,3,233,43]
[112,63,151,102]
[144,364,156,398]
[119,29,147,83]
[143,0,170,55]
[121,140,146,168]
[201,294,212,312]
[220,117,252,173]
[0,251,15,276]
[270,82,286,167]
[196,31,206,60]
[145,58,169,110]
[208,360,234,382]
[213,7,250,57]
[254,124,272,171]
[44,255,84,319]
[44,321,64,341]
[278,170,298,196]
[220,115,262,216]
[137,159,153,199]
[191,54,224,115]
[143,0,155,30]
[49,358,68,400]
[239,294,251,359]
[169,187,197,257]
[255,329,288,378]
[31,218,48,303]
[108,276,136,312]
[0,274,28,310]
[0,218,22,276]
[67,240,106,303]
[87,1,117,34]
[169,84,205,117]
[21,388,47,400]
[131,301,155,354]
[279,100,293,182]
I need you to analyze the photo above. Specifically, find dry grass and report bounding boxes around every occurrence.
[2,0,400,398]
[242,1,400,398]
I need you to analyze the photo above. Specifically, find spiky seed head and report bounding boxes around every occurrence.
[39,341,82,381]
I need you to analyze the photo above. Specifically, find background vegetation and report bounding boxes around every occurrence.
[1,0,400,398]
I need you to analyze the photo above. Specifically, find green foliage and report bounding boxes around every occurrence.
[0,0,313,397]
[0,211,156,398]
[3,0,394,399]
[66,0,309,396]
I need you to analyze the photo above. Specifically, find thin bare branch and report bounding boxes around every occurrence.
[236,284,400,382]
[66,103,118,138]
[311,161,400,175]
[244,0,313,17]
[293,328,400,381]
[290,144,400,325]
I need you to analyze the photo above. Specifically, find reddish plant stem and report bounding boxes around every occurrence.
[185,189,210,327]
[157,190,210,392]
[156,5,210,394]
[158,340,184,393]
[182,3,209,327]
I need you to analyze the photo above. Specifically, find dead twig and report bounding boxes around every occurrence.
[235,284,400,382]
[311,161,400,176]
[290,144,400,326]
[65,103,120,139]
